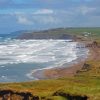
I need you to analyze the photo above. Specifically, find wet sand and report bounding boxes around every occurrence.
[32,58,85,79]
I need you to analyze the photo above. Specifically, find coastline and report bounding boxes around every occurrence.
[43,40,100,79]
[32,58,86,79]
[31,39,90,80]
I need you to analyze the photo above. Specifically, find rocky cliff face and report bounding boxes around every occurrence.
[0,90,39,100]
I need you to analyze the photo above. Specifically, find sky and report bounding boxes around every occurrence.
[0,0,100,34]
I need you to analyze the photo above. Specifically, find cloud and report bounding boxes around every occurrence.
[15,13,33,25]
[34,9,54,15]
[32,15,60,24]
[11,9,58,25]
[0,0,100,34]
[3,6,100,27]
[17,16,32,25]
[15,14,60,25]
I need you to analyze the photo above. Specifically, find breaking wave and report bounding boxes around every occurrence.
[0,39,88,82]
[0,39,77,65]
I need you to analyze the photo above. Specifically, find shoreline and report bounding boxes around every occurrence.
[31,40,89,79]
[43,40,100,79]
[31,58,87,79]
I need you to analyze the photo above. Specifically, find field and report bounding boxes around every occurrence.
[0,27,100,100]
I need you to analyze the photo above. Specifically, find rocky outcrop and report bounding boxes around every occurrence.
[0,90,39,100]
[86,41,100,48]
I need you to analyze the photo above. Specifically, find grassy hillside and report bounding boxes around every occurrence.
[18,27,100,41]
[0,75,100,100]
[0,28,100,100]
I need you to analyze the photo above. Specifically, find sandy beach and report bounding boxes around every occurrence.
[44,40,100,79]
[32,38,100,79]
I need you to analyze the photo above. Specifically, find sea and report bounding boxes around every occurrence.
[0,37,88,82]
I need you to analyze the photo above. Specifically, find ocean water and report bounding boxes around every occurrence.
[0,38,88,82]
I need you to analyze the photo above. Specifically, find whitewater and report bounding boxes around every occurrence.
[0,38,88,82]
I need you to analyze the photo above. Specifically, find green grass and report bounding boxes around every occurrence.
[50,27,100,35]
[45,27,100,42]
[0,75,100,99]
[64,27,100,35]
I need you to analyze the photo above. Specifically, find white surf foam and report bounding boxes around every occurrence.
[0,39,77,65]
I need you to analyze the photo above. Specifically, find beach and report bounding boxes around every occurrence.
[32,38,100,79]
[0,36,99,82]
